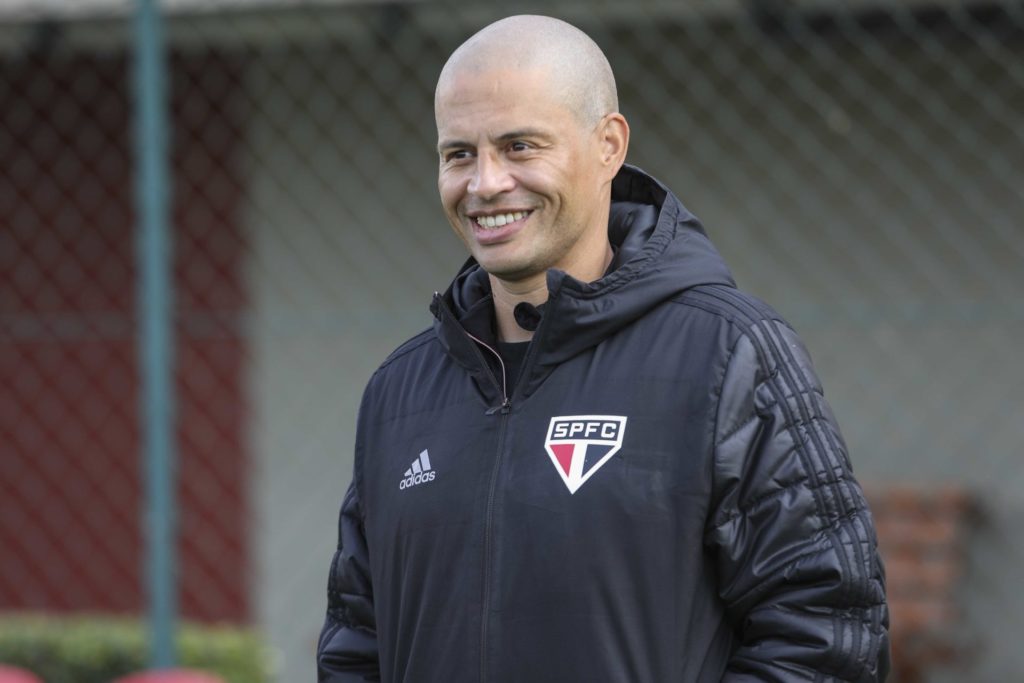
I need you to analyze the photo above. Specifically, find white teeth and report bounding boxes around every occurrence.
[475,211,527,228]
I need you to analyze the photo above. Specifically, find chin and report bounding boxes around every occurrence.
[482,264,542,284]
[474,247,548,282]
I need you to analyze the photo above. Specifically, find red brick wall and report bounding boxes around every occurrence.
[0,50,249,623]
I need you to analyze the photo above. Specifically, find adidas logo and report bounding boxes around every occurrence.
[399,449,436,490]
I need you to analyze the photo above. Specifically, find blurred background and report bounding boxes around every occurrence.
[1,0,1021,681]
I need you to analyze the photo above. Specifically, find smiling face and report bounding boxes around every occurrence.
[436,65,620,287]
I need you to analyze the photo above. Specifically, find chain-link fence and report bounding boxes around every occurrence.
[2,1,1022,681]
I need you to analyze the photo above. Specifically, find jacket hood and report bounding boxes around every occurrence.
[431,165,735,398]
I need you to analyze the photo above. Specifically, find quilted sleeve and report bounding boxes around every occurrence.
[706,319,890,682]
[317,479,380,682]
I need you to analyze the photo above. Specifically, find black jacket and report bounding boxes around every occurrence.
[318,165,890,682]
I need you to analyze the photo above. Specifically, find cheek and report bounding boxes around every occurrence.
[438,177,463,213]
[529,158,579,201]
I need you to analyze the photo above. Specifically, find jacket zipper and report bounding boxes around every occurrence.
[464,330,510,414]
[442,292,561,679]
[433,295,510,681]
[463,330,510,682]
[468,299,555,680]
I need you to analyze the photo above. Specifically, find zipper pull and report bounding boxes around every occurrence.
[485,397,512,416]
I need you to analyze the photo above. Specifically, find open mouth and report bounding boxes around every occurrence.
[474,211,530,229]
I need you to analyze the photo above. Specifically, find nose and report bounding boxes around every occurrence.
[468,153,514,199]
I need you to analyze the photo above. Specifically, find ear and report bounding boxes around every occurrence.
[596,112,630,180]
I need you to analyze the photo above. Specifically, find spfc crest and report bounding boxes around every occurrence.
[544,415,627,494]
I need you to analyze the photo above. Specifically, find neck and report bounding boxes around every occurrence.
[490,275,548,343]
[490,243,614,343]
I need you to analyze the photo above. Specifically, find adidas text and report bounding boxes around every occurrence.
[399,449,436,490]
[399,471,436,489]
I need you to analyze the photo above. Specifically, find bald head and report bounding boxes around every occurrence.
[433,14,631,301]
[436,15,618,128]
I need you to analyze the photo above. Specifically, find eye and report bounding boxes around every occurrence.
[509,141,531,153]
[442,149,472,163]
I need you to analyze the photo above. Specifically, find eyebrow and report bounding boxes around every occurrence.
[437,128,552,153]
[437,138,471,153]
[496,128,550,142]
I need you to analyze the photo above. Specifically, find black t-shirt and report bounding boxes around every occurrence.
[497,341,531,396]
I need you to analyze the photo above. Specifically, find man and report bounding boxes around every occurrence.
[318,14,889,683]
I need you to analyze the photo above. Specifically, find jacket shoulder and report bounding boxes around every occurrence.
[673,284,789,332]
[673,285,820,401]
[685,281,820,365]
[355,327,440,457]
[377,326,438,371]
[360,326,441,398]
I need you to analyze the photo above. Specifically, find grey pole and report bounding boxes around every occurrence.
[134,0,176,668]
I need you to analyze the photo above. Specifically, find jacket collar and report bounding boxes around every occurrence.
[431,164,735,400]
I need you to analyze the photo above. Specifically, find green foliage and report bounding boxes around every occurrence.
[0,614,274,683]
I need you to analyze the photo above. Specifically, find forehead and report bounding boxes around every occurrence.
[435,66,575,138]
